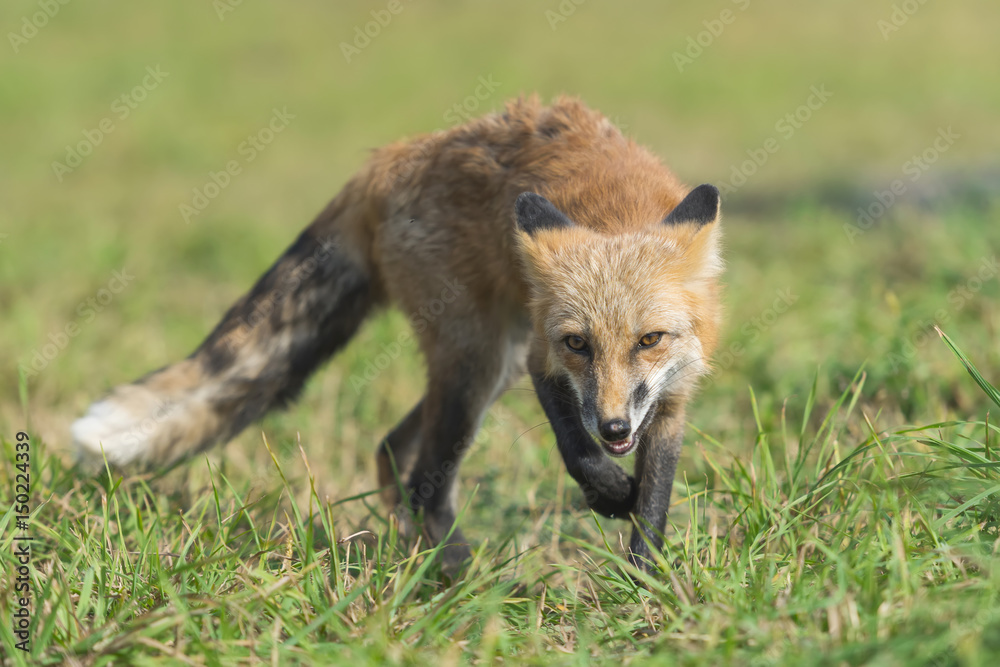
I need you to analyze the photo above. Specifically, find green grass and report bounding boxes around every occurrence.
[2,0,1000,663]
[3,350,1000,664]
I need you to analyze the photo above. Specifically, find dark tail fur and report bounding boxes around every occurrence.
[72,184,381,469]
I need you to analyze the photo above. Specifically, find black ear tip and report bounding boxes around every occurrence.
[695,183,720,200]
[691,184,721,210]
[516,191,541,203]
[515,191,545,213]
[664,183,721,227]
[514,192,573,235]
[515,193,542,228]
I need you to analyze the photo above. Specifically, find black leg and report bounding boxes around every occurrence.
[405,354,506,567]
[376,399,424,505]
[627,412,684,569]
[531,371,638,518]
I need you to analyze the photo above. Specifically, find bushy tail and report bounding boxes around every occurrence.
[72,184,381,470]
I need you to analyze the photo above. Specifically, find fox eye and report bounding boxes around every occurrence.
[565,335,588,353]
[638,332,663,348]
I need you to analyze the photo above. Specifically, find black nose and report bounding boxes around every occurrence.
[599,419,631,442]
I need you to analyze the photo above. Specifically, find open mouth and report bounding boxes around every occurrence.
[598,408,654,458]
[603,436,636,458]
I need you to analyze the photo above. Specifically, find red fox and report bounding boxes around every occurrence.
[72,96,723,569]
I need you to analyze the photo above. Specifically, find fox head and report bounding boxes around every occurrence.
[515,185,723,457]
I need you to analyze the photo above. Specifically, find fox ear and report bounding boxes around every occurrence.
[515,192,574,235]
[663,184,720,227]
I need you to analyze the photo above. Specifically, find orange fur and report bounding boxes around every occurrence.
[73,96,723,571]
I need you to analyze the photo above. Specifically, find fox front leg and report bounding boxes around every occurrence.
[531,371,639,517]
[626,409,684,570]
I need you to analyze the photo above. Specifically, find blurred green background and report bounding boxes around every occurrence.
[2,0,998,518]
[3,1,1000,663]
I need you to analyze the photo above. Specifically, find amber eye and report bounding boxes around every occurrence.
[565,335,588,352]
[638,332,663,348]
